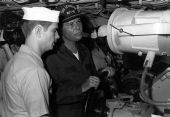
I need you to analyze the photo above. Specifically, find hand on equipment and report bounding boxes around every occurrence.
[81,76,100,92]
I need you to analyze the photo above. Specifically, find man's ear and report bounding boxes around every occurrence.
[33,24,44,39]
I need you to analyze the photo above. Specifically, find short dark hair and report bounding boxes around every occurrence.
[22,20,52,38]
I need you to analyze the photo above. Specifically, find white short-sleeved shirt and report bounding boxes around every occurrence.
[1,45,50,117]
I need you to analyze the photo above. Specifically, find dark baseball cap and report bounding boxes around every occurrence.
[55,3,81,22]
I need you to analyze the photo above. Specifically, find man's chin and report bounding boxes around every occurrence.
[76,35,82,40]
[47,46,53,51]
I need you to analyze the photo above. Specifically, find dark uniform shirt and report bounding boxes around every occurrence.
[45,43,96,105]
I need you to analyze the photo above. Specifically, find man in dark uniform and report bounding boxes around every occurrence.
[44,3,100,117]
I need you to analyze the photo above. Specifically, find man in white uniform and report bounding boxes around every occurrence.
[1,7,60,117]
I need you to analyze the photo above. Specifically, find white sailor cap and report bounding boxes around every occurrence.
[22,7,60,23]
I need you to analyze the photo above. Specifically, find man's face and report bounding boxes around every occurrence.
[62,18,82,42]
[42,22,59,51]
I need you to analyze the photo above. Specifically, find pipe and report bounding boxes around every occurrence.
[140,66,170,106]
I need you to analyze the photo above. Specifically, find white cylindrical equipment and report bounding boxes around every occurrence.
[107,8,170,56]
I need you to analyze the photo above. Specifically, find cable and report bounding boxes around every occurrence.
[110,24,134,36]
